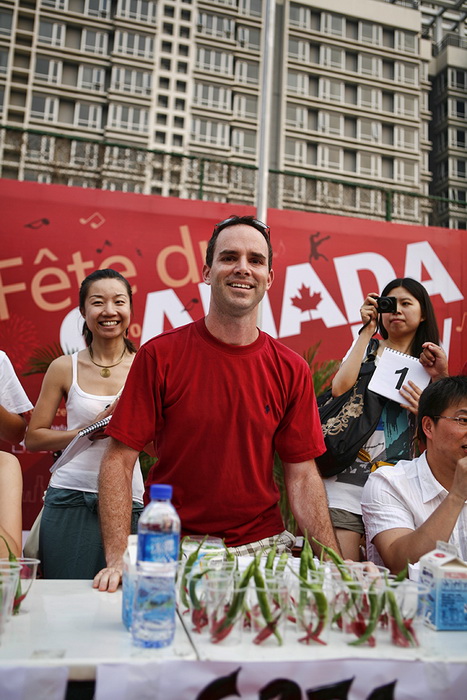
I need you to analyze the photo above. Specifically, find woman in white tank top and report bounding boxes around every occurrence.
[26,269,145,579]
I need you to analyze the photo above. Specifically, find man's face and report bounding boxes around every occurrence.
[424,399,467,468]
[202,224,274,318]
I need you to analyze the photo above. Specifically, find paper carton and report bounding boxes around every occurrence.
[419,545,467,631]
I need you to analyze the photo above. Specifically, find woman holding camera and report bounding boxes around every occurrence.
[325,277,440,560]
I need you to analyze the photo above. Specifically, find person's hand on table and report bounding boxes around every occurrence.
[93,565,122,592]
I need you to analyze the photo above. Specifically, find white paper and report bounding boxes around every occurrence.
[368,347,431,402]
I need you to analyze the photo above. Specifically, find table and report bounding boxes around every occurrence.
[1,580,466,700]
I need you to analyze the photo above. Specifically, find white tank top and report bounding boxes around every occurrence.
[49,352,144,502]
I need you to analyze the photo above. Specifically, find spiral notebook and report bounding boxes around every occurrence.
[368,347,431,403]
[50,416,111,473]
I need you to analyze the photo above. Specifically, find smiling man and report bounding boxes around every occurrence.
[362,376,467,573]
[94,215,340,592]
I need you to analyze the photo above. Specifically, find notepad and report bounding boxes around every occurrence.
[50,416,111,473]
[368,347,431,403]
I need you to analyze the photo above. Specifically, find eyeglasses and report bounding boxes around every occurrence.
[433,415,467,427]
[213,216,271,239]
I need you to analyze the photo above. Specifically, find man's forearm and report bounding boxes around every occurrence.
[377,491,465,573]
[98,439,136,569]
[284,459,342,557]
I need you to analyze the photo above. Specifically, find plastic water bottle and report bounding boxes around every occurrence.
[131,484,181,648]
[121,534,137,630]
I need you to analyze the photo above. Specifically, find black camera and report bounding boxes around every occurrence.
[376,296,397,313]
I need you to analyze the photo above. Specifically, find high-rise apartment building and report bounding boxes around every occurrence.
[0,0,465,227]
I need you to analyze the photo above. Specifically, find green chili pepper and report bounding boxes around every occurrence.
[386,586,416,646]
[211,559,256,641]
[253,559,282,645]
[221,538,235,562]
[179,535,208,609]
[348,579,380,646]
[274,551,289,576]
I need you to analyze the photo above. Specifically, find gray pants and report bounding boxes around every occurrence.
[39,487,143,579]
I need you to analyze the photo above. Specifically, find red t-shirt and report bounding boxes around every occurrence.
[107,318,325,546]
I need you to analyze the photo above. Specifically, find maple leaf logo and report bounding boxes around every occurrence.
[291,285,322,319]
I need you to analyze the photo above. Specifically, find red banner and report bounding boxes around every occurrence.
[1,180,465,527]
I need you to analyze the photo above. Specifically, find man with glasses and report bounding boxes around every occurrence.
[362,375,467,573]
[94,215,339,592]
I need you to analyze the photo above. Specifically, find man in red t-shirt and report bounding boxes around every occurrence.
[94,215,340,592]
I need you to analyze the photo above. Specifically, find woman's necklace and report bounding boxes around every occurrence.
[88,346,126,378]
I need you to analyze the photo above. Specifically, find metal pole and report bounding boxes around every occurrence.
[256,0,275,225]
[256,0,275,329]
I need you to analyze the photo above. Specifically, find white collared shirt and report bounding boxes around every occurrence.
[361,451,467,564]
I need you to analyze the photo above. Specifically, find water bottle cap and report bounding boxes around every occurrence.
[150,483,173,500]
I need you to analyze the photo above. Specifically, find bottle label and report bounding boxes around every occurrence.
[138,532,180,562]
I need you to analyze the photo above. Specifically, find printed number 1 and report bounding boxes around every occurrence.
[395,367,409,390]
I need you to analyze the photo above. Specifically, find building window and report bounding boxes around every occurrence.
[176,80,186,92]
[287,71,308,96]
[235,60,260,85]
[286,104,308,130]
[318,111,342,135]
[396,30,417,54]
[115,31,154,58]
[196,47,233,75]
[0,10,13,36]
[322,13,344,36]
[75,103,103,129]
[111,68,152,95]
[289,4,312,30]
[35,56,62,84]
[395,126,417,150]
[27,134,54,162]
[158,95,168,107]
[395,94,417,118]
[455,159,466,178]
[81,29,108,55]
[396,159,417,183]
[78,66,105,91]
[319,145,342,170]
[194,82,231,110]
[175,98,185,110]
[232,128,256,154]
[191,118,229,146]
[173,134,184,147]
[177,61,188,73]
[71,141,99,167]
[198,13,234,40]
[31,94,59,122]
[237,26,261,51]
[174,116,184,128]
[105,145,147,170]
[161,58,171,70]
[41,0,67,8]
[359,152,380,177]
[359,54,381,78]
[395,62,417,85]
[233,94,258,119]
[117,0,157,22]
[321,46,344,70]
[320,79,343,103]
[109,104,149,132]
[359,21,381,45]
[0,49,8,74]
[358,119,380,142]
[178,44,189,57]
[85,0,110,18]
[240,0,261,16]
[454,100,466,120]
[38,20,65,47]
[359,86,381,110]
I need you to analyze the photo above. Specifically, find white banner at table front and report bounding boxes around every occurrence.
[95,658,467,700]
[0,666,68,700]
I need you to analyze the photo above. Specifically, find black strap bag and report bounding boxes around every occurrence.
[316,339,388,478]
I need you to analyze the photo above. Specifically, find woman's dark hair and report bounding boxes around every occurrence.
[378,277,439,358]
[79,268,136,353]
[417,376,467,442]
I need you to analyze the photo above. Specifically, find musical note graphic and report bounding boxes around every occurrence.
[309,232,331,263]
[136,249,143,257]
[79,212,105,229]
[456,311,466,332]
[25,218,50,230]
[182,298,199,313]
[96,240,112,253]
